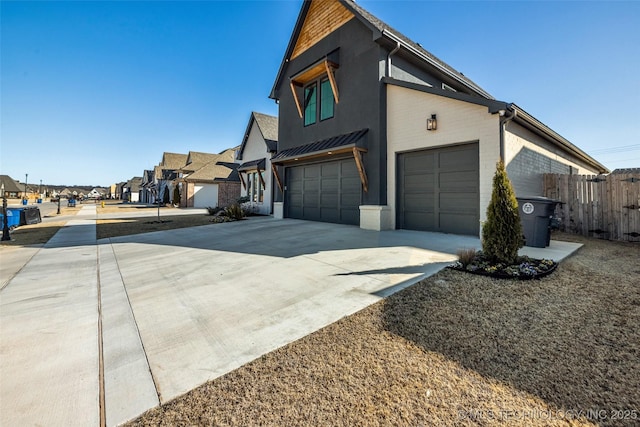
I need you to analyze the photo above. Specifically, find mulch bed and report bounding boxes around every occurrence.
[448,253,558,280]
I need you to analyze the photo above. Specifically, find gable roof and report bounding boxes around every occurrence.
[185,160,240,183]
[181,151,221,172]
[237,112,279,160]
[160,152,188,169]
[0,175,22,193]
[270,0,492,100]
[611,168,640,174]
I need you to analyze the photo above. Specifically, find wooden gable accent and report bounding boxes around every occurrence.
[291,0,354,59]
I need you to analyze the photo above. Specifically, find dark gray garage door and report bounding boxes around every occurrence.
[398,143,479,235]
[286,159,360,225]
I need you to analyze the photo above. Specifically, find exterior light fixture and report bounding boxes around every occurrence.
[327,151,333,155]
[427,114,437,131]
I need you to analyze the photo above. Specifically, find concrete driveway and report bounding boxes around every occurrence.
[0,207,581,426]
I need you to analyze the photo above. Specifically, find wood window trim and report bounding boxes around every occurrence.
[290,59,339,119]
[271,163,283,192]
[352,147,368,193]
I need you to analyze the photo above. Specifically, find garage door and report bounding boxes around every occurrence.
[193,184,218,208]
[286,159,360,225]
[398,143,479,235]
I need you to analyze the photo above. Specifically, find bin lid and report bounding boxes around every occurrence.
[516,196,559,204]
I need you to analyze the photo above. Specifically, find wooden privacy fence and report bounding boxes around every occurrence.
[544,172,640,242]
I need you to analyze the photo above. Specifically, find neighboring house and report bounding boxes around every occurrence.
[180,149,240,208]
[236,112,278,215]
[122,177,143,202]
[157,152,188,204]
[0,175,24,199]
[139,170,156,204]
[268,0,607,235]
[86,188,102,199]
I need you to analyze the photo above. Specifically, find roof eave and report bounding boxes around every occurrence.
[510,105,609,174]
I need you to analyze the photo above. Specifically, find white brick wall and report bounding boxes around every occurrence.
[504,121,600,175]
[386,85,501,232]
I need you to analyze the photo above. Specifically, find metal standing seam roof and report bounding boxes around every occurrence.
[272,128,368,161]
[238,158,266,171]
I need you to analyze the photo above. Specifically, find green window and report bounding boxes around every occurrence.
[304,85,317,126]
[320,79,334,120]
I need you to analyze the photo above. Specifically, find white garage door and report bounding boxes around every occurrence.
[193,184,218,208]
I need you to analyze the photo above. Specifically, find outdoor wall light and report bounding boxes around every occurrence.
[427,114,437,131]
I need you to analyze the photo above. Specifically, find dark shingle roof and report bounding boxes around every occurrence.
[253,112,278,143]
[0,175,22,192]
[273,128,368,162]
[611,168,640,174]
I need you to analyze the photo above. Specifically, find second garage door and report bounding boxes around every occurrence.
[286,159,361,225]
[397,143,479,235]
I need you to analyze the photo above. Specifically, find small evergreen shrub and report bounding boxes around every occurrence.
[173,186,181,206]
[481,159,523,265]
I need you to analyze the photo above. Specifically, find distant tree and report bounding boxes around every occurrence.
[482,159,523,264]
[163,187,170,204]
[173,186,181,206]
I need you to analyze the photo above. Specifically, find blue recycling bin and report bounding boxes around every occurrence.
[37,198,42,203]
[22,199,27,205]
[1,209,21,228]
[68,199,76,207]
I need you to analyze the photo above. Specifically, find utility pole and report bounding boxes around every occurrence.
[24,173,28,204]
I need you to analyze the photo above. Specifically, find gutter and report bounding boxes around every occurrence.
[386,41,401,78]
[499,105,517,161]
[381,29,494,99]
[507,105,609,174]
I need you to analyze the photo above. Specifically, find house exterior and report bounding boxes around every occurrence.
[269,0,607,236]
[157,152,188,204]
[236,112,278,215]
[0,175,24,199]
[179,149,241,208]
[139,170,156,204]
[122,177,142,202]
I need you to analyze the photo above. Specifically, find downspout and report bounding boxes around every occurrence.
[387,41,401,78]
[499,105,517,161]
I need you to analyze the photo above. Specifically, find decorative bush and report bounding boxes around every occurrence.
[481,159,523,265]
[173,186,181,206]
[162,187,170,204]
[224,203,245,220]
[237,196,250,204]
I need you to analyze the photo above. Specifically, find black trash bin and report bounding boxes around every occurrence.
[517,196,558,248]
[20,206,42,225]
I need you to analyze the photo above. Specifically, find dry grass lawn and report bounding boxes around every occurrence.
[1,206,79,246]
[128,234,640,427]
[97,214,216,240]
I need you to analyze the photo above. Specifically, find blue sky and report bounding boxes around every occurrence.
[1,0,638,186]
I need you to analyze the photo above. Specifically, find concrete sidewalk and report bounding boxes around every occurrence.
[0,205,100,426]
[0,211,583,427]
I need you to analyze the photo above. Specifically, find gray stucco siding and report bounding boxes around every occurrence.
[277,18,386,205]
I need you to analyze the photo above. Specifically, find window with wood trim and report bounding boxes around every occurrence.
[303,76,335,126]
[247,171,264,203]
